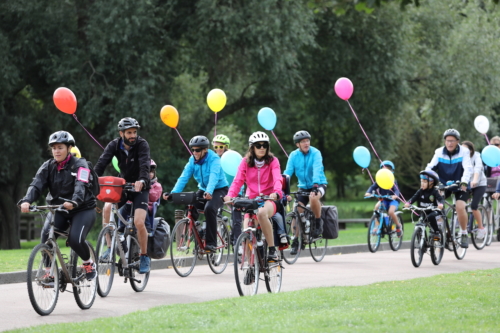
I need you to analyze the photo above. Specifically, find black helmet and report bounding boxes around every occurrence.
[118,117,140,131]
[420,170,439,184]
[189,135,210,148]
[443,128,460,140]
[293,130,311,143]
[48,131,75,146]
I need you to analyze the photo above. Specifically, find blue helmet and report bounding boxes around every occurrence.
[420,170,439,184]
[380,160,395,171]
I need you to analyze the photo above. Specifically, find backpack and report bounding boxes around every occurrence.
[321,205,339,239]
[147,217,171,259]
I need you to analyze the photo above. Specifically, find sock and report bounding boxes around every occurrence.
[461,229,467,234]
[268,246,276,254]
[141,253,148,256]
[315,218,321,224]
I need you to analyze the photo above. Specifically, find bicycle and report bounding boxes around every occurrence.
[466,193,489,250]
[168,192,230,277]
[365,194,404,253]
[26,204,97,316]
[230,196,283,296]
[95,183,150,296]
[281,191,329,264]
[478,192,495,246]
[404,206,444,267]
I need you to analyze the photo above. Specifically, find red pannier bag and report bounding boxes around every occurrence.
[97,176,126,203]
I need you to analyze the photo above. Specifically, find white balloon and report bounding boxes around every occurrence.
[474,115,490,134]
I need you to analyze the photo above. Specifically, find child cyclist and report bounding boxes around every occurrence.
[364,160,403,237]
[404,170,445,240]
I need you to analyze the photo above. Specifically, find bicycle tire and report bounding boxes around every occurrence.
[485,204,493,246]
[410,227,424,267]
[170,218,197,277]
[234,232,259,296]
[95,226,116,297]
[430,227,444,265]
[470,205,487,250]
[451,211,467,260]
[207,219,230,274]
[443,208,454,251]
[127,236,150,292]
[27,243,60,316]
[264,242,283,293]
[367,215,381,253]
[72,243,98,309]
[309,236,328,262]
[388,212,404,251]
[281,212,302,265]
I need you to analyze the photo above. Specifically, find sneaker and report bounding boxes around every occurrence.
[279,234,288,244]
[460,234,469,248]
[396,227,403,238]
[83,262,97,280]
[243,267,255,285]
[204,244,217,253]
[312,219,323,238]
[267,250,279,262]
[290,239,299,255]
[40,272,55,288]
[432,231,441,242]
[99,248,111,261]
[476,228,486,240]
[139,255,151,274]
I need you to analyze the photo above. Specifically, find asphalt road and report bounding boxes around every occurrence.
[2,242,500,332]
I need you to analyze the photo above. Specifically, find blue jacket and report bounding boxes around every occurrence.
[284,146,328,189]
[426,146,472,185]
[366,181,400,199]
[172,150,228,194]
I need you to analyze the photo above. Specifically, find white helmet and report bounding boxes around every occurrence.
[248,131,270,146]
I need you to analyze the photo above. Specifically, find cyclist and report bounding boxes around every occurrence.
[284,130,328,255]
[224,131,283,262]
[18,131,97,280]
[462,141,487,239]
[404,170,444,240]
[94,117,152,273]
[364,161,403,237]
[163,135,229,253]
[426,128,472,248]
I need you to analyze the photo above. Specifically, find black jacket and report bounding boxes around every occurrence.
[94,136,151,189]
[19,156,96,211]
[407,188,444,208]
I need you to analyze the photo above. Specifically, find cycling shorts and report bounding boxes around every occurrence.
[297,184,327,205]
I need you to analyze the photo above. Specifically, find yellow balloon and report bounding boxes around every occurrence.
[375,168,395,190]
[206,88,227,113]
[160,105,179,128]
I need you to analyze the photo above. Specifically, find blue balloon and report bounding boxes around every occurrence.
[353,146,371,168]
[221,150,243,177]
[482,145,500,167]
[257,107,277,131]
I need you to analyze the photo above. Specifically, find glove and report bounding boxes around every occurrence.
[312,184,319,194]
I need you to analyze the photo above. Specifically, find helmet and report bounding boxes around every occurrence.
[118,117,141,131]
[212,134,230,147]
[150,159,157,169]
[420,170,439,184]
[189,135,210,148]
[48,131,75,146]
[380,160,395,171]
[248,131,270,146]
[70,146,81,158]
[443,128,460,140]
[293,130,311,143]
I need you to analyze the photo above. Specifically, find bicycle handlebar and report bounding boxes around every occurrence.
[224,195,274,205]
[403,206,441,212]
[364,194,394,200]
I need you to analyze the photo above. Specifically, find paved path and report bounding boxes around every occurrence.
[2,243,500,332]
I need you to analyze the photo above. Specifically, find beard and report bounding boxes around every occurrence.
[123,137,136,146]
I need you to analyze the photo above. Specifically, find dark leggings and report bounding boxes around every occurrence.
[470,186,486,210]
[231,208,243,245]
[194,187,228,247]
[425,210,442,233]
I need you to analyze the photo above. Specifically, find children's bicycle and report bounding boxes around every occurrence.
[365,194,404,253]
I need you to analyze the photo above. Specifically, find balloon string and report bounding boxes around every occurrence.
[484,133,490,145]
[363,168,375,183]
[72,114,104,150]
[175,128,192,156]
[346,100,382,163]
[271,131,289,158]
[214,113,217,137]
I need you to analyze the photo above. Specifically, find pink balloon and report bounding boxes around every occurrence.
[334,77,354,101]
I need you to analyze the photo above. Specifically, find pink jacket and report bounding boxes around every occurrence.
[148,179,163,212]
[228,157,282,199]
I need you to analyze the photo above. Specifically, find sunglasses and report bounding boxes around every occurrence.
[253,142,269,149]
[191,148,204,153]
[213,145,226,149]
[494,143,500,147]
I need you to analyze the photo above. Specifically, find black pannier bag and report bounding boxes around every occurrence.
[147,217,171,259]
[321,205,339,239]
[233,199,259,213]
[171,192,196,205]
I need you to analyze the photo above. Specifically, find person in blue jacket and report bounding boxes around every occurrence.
[284,130,328,253]
[163,135,228,253]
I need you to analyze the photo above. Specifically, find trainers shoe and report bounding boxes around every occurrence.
[290,239,299,255]
[243,267,255,285]
[139,255,151,274]
[204,244,217,253]
[99,248,111,261]
[279,234,288,244]
[267,250,279,262]
[476,228,486,240]
[83,262,97,280]
[432,231,441,242]
[460,234,469,248]
[396,227,403,238]
[40,272,55,288]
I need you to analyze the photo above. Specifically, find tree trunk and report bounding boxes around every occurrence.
[0,165,25,249]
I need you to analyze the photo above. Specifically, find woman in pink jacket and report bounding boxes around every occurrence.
[224,131,283,262]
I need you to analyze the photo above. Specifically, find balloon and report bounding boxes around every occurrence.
[334,77,354,101]
[474,115,490,134]
[112,156,120,172]
[53,87,77,114]
[353,146,371,168]
[482,145,500,167]
[206,89,227,113]
[221,150,242,177]
[257,107,277,131]
[160,105,179,128]
[375,168,394,190]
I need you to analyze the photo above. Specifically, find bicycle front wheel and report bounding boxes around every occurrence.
[309,237,328,262]
[430,228,444,265]
[470,205,487,250]
[367,215,381,253]
[27,243,60,316]
[281,212,302,265]
[170,218,197,277]
[410,228,424,267]
[451,212,467,260]
[264,243,283,293]
[95,226,116,297]
[71,242,97,309]
[208,219,230,274]
[128,236,150,292]
[234,232,259,296]
[388,213,404,251]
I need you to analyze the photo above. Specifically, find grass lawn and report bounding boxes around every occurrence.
[7,268,500,332]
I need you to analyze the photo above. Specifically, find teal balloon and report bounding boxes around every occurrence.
[257,107,277,131]
[221,150,242,177]
[353,146,371,168]
[112,156,120,172]
[482,145,500,167]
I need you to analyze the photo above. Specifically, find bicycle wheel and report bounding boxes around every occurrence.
[430,227,444,265]
[264,243,283,293]
[443,208,454,252]
[451,211,467,260]
[71,243,97,309]
[309,236,328,262]
[470,205,487,250]
[170,218,197,277]
[410,227,424,267]
[367,215,381,253]
[27,243,60,316]
[95,226,116,297]
[281,212,302,265]
[207,219,230,274]
[128,236,150,292]
[485,204,493,246]
[388,213,404,251]
[234,232,259,296]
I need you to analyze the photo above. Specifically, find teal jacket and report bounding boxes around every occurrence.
[284,146,328,189]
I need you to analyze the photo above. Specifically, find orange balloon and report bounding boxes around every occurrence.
[53,87,77,114]
[160,105,179,128]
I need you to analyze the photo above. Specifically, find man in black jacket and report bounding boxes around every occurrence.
[94,117,152,274]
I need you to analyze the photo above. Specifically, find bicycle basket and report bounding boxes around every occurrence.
[97,176,126,203]
[171,192,196,205]
[233,199,258,213]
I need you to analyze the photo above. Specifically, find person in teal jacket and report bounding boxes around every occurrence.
[284,130,328,253]
[163,135,228,252]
